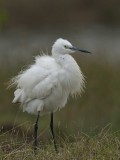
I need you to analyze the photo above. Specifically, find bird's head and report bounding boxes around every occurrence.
[52,38,91,56]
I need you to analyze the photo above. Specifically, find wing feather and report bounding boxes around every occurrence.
[13,56,59,103]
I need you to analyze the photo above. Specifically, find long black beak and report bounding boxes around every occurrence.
[69,46,91,54]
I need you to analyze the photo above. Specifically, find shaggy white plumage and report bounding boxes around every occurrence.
[12,38,86,115]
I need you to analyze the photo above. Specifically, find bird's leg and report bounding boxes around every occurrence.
[34,111,40,154]
[50,112,58,153]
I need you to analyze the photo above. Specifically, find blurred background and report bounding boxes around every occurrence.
[0,0,120,143]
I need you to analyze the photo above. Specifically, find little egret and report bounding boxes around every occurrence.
[11,38,90,153]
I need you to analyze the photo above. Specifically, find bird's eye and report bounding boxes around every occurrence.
[64,45,67,48]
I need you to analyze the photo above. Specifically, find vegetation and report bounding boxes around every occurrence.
[0,0,120,29]
[0,10,8,30]
[0,126,120,159]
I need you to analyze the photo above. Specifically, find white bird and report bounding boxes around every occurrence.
[11,38,90,153]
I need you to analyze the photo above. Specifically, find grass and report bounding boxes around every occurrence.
[0,126,120,159]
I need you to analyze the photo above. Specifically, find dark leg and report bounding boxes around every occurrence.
[34,111,40,154]
[50,112,58,153]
